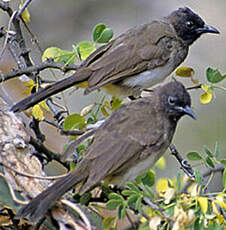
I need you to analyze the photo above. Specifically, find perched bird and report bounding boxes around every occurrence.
[11,7,219,113]
[17,81,196,222]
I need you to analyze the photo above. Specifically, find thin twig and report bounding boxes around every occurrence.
[0,172,27,205]
[0,162,67,180]
[16,0,33,18]
[181,164,224,193]
[61,199,92,230]
[186,84,202,90]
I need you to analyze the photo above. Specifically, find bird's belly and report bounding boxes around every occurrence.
[122,61,175,89]
[118,148,166,186]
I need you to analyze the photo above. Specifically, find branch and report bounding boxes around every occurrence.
[181,164,224,193]
[16,0,33,18]
[0,61,79,82]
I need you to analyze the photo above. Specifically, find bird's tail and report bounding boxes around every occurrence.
[11,69,90,113]
[17,169,86,222]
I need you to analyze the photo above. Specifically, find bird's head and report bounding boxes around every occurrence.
[157,80,196,121]
[167,7,219,45]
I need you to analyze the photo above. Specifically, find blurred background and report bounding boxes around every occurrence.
[0,0,225,191]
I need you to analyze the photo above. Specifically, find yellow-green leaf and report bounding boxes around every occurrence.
[32,104,44,120]
[39,101,50,112]
[201,84,210,92]
[42,47,76,64]
[198,197,208,214]
[156,178,168,193]
[101,106,110,117]
[155,156,165,169]
[200,91,212,104]
[175,67,195,78]
[23,79,34,95]
[102,216,116,230]
[77,41,96,60]
[19,3,30,22]
[63,114,86,131]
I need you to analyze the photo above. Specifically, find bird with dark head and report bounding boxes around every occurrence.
[17,80,196,222]
[11,7,219,113]
[168,7,218,45]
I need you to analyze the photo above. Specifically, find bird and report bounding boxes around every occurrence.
[17,80,196,222]
[11,7,219,113]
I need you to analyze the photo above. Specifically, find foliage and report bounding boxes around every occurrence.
[0,3,225,229]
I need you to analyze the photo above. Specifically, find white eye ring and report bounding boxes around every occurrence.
[186,21,194,28]
[168,96,176,105]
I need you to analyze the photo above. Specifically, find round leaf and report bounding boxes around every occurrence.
[141,170,155,187]
[63,114,86,131]
[96,28,113,43]
[93,23,106,42]
[175,67,195,78]
[77,41,96,60]
[206,67,226,83]
[200,91,212,104]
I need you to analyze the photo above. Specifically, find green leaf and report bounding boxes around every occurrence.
[144,185,154,199]
[63,113,86,131]
[214,142,220,157]
[206,67,226,83]
[205,156,215,168]
[102,216,116,230]
[93,23,113,43]
[206,221,223,230]
[117,204,126,219]
[194,218,204,230]
[141,170,155,187]
[165,204,175,216]
[126,182,140,193]
[77,41,96,60]
[108,193,123,201]
[194,170,203,185]
[121,190,137,196]
[93,24,106,42]
[135,196,142,213]
[42,47,77,64]
[127,194,139,206]
[187,152,203,161]
[204,146,213,157]
[106,200,122,210]
[223,168,226,189]
[220,159,226,167]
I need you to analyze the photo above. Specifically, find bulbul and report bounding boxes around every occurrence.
[11,7,219,113]
[17,81,196,222]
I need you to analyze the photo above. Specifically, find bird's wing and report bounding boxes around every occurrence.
[85,21,175,90]
[80,98,164,190]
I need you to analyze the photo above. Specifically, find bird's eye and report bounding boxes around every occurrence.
[186,21,194,29]
[168,96,176,105]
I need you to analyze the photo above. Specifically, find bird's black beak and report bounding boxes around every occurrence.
[175,105,196,120]
[197,24,220,35]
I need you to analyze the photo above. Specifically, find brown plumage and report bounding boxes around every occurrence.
[11,7,219,113]
[17,81,196,222]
